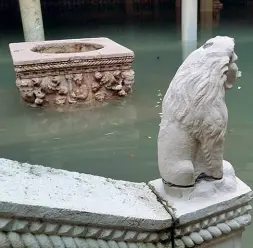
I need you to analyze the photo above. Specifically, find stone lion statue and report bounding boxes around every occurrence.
[158,36,241,188]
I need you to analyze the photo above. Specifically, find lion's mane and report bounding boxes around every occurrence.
[162,37,235,144]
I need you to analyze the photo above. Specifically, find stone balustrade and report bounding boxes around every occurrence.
[0,158,251,248]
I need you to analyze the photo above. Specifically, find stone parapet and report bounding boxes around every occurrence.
[149,161,253,248]
[0,159,172,247]
[0,159,251,248]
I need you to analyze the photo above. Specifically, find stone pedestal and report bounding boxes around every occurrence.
[9,38,135,108]
[18,0,45,41]
[149,161,253,248]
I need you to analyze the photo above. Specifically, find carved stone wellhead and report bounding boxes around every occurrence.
[9,38,135,108]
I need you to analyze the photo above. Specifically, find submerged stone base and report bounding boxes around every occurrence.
[9,38,134,107]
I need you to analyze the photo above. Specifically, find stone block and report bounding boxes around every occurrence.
[149,160,253,248]
[9,38,135,108]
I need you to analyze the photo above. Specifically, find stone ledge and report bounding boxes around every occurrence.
[9,38,134,66]
[0,159,172,231]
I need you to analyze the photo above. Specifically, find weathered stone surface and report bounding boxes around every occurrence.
[153,37,252,247]
[9,38,133,65]
[0,158,171,230]
[149,161,252,225]
[9,38,135,107]
[158,36,241,187]
[149,160,253,247]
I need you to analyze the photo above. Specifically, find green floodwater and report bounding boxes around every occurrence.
[1,6,253,247]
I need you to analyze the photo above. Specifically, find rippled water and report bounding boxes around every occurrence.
[1,6,253,247]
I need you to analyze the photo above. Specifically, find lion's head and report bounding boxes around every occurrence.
[161,36,240,141]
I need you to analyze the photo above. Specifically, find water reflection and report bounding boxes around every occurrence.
[0,99,139,148]
[0,97,141,177]
[24,101,138,139]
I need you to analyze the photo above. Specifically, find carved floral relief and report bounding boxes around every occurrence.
[16,69,135,107]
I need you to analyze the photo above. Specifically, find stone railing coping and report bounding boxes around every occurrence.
[0,159,171,231]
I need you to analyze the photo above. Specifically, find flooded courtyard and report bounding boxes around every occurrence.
[0,2,253,247]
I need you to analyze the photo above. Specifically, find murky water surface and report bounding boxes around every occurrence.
[1,5,253,247]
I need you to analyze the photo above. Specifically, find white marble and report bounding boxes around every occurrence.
[158,36,241,187]
[149,160,252,247]
[19,0,45,41]
[149,160,252,225]
[0,157,251,247]
[153,35,251,248]
[9,37,134,65]
[204,232,243,248]
[0,158,171,230]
